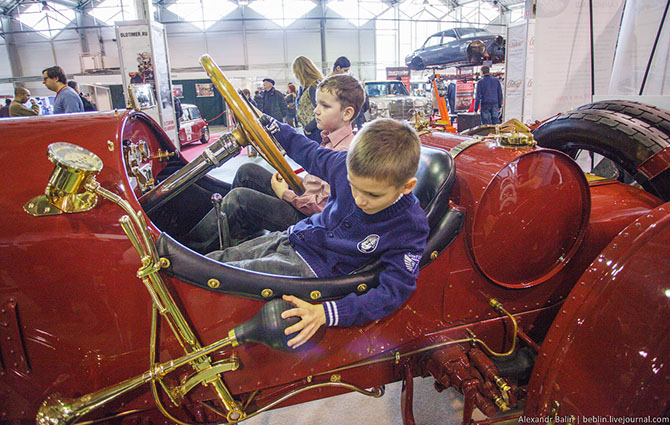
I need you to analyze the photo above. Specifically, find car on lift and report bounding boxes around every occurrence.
[1,54,669,425]
[405,27,505,70]
[364,80,433,121]
[179,103,210,146]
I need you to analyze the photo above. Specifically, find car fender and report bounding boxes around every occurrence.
[525,201,670,418]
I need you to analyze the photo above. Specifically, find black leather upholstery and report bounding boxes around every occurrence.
[157,145,461,300]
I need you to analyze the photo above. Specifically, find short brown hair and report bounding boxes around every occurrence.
[317,74,365,120]
[481,65,490,75]
[42,66,67,84]
[14,87,29,96]
[346,118,421,187]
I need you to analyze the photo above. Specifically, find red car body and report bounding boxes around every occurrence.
[0,107,668,424]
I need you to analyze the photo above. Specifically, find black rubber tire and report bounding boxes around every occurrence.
[532,108,670,201]
[574,100,670,137]
[200,127,210,144]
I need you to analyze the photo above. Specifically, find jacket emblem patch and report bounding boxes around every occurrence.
[404,253,422,273]
[357,234,380,253]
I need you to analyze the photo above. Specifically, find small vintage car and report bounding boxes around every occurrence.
[179,103,210,146]
[365,80,433,121]
[405,27,505,70]
[1,55,669,425]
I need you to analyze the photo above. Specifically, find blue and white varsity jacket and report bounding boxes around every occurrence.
[275,123,430,328]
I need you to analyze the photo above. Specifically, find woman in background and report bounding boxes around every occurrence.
[292,56,323,143]
[285,83,297,127]
[328,56,351,76]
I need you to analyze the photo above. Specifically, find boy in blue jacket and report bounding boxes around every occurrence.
[207,118,430,348]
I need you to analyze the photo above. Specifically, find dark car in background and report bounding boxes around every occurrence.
[179,103,210,145]
[405,27,505,70]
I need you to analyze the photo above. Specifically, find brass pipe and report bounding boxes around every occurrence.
[36,333,234,425]
[475,299,518,357]
[89,180,241,417]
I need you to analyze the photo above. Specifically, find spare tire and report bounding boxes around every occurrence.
[532,108,670,201]
[574,100,670,137]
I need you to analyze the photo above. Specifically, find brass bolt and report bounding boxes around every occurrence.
[310,290,321,300]
[207,279,220,289]
[430,251,438,260]
[159,257,171,268]
[356,283,368,293]
[261,289,273,298]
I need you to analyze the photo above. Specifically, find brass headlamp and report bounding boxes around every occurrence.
[24,142,103,216]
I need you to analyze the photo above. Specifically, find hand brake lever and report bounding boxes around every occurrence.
[211,193,231,250]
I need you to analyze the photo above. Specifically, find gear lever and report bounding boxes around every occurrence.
[211,193,231,250]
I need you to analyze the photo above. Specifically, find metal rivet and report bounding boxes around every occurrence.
[207,279,220,289]
[107,140,114,151]
[261,289,273,298]
[310,290,321,300]
[430,251,438,260]
[356,283,368,293]
[159,257,171,268]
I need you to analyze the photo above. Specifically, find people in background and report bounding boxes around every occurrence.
[0,99,11,118]
[285,83,298,127]
[183,74,365,254]
[329,56,351,76]
[67,81,97,112]
[253,87,263,106]
[258,78,287,122]
[206,117,429,349]
[474,65,503,125]
[9,87,40,117]
[173,95,183,135]
[292,55,323,143]
[42,66,83,114]
[242,88,257,107]
[447,82,456,115]
[356,89,369,131]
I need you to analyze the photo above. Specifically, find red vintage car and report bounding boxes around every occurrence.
[0,55,668,425]
[179,103,210,146]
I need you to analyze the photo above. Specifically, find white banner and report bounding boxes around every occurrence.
[524,21,535,123]
[504,23,528,121]
[532,0,624,120]
[116,21,177,145]
[150,23,177,144]
[609,0,669,95]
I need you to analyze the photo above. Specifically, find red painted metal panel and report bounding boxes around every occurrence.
[526,201,670,419]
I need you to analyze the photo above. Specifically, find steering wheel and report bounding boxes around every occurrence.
[200,54,305,194]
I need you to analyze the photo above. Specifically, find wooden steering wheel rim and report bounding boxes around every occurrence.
[199,54,304,194]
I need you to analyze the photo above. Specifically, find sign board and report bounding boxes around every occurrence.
[116,20,177,146]
[386,67,411,93]
[455,80,474,112]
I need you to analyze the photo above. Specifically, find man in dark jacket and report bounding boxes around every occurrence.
[474,66,503,125]
[258,78,287,122]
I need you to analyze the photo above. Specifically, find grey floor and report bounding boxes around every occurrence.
[241,377,487,425]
